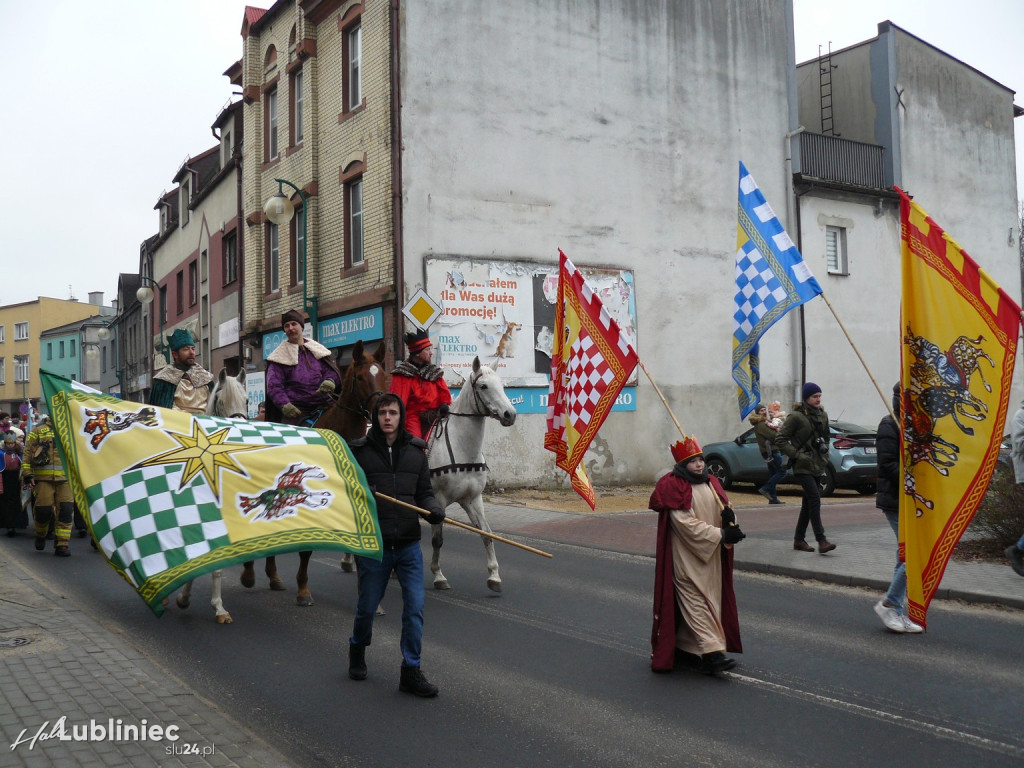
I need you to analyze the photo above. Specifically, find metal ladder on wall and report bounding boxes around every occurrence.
[818,43,837,136]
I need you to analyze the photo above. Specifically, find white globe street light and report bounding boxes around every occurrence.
[264,192,295,225]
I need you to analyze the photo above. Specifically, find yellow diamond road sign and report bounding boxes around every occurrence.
[402,289,442,329]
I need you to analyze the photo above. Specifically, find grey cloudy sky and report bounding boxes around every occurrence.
[1,0,1020,309]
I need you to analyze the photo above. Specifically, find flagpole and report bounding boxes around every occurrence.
[818,293,895,420]
[373,493,553,558]
[638,360,688,441]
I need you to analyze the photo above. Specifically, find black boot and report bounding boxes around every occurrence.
[348,644,367,680]
[698,651,737,675]
[399,665,438,698]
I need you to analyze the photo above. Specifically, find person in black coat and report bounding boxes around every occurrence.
[347,392,446,697]
[872,383,923,634]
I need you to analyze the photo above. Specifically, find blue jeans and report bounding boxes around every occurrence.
[882,509,907,611]
[761,450,787,498]
[349,541,425,668]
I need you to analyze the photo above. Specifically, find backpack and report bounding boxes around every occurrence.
[4,451,19,472]
[30,439,53,468]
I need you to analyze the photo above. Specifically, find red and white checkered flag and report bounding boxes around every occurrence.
[545,250,638,508]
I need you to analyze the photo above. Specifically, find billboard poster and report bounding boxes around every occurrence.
[425,257,638,388]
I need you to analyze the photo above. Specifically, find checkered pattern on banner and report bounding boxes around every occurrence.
[565,331,615,434]
[193,415,324,447]
[89,465,227,587]
[734,248,789,337]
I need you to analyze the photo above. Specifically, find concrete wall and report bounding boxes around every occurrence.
[400,0,797,487]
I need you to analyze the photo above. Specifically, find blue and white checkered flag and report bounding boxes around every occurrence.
[732,162,822,418]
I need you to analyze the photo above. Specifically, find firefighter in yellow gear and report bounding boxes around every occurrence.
[21,415,74,557]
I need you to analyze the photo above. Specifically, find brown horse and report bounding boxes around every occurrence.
[239,340,388,603]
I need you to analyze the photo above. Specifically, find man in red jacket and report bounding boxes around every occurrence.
[389,329,451,441]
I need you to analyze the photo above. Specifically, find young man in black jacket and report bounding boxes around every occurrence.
[347,393,446,697]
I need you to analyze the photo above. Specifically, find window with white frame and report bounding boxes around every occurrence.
[269,223,280,292]
[348,178,364,266]
[224,231,238,285]
[826,225,849,275]
[14,322,28,340]
[0,325,5,342]
[14,355,29,383]
[347,25,362,111]
[294,70,304,143]
[0,357,5,385]
[267,89,279,160]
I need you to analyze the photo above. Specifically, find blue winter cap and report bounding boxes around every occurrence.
[801,382,822,400]
[168,328,195,351]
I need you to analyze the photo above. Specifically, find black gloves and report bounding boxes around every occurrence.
[425,509,446,525]
[722,525,746,545]
[439,403,450,417]
[720,506,736,527]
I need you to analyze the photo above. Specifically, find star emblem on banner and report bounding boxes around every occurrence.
[134,420,266,496]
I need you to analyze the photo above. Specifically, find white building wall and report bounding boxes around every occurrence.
[400,0,798,487]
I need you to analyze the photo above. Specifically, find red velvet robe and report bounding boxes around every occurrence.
[650,472,742,672]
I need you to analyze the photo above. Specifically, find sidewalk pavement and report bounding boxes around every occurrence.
[2,491,1021,766]
[0,543,297,768]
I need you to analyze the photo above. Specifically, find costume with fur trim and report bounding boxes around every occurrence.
[389,360,451,440]
[265,339,342,418]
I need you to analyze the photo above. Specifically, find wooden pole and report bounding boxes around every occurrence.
[637,360,688,441]
[373,492,553,559]
[818,293,895,421]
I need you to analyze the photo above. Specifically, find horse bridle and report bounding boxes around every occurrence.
[428,370,491,476]
[333,365,385,424]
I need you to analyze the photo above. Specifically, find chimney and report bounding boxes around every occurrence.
[88,291,104,306]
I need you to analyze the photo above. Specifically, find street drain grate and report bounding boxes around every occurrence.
[0,637,32,648]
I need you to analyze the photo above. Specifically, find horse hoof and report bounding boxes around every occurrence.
[176,596,190,610]
[487,579,502,593]
[216,614,233,624]
[240,573,255,589]
[433,580,451,591]
[341,560,354,573]
[297,594,314,607]
[269,579,286,591]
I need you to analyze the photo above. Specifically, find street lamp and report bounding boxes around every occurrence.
[264,178,318,340]
[136,275,168,362]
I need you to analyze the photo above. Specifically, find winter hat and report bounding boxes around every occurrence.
[281,309,305,328]
[404,328,432,353]
[801,382,822,401]
[167,328,195,351]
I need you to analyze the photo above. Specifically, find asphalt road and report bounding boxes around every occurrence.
[19,525,1024,768]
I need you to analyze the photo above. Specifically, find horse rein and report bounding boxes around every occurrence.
[428,370,492,476]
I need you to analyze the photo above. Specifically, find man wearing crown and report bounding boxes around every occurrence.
[649,436,745,675]
[149,329,214,413]
[389,328,451,441]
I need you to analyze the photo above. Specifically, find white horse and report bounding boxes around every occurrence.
[170,367,248,624]
[427,357,517,592]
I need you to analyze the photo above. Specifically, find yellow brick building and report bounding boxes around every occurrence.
[237,0,397,365]
[0,297,103,414]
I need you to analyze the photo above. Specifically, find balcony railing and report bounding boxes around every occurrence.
[797,131,886,190]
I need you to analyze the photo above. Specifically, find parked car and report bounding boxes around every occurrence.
[702,421,878,496]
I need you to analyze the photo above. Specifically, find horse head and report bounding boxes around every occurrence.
[458,356,517,426]
[342,340,389,421]
[209,368,248,419]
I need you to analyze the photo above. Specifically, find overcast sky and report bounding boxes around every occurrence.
[2,0,1021,308]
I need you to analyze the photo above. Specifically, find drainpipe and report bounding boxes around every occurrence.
[390,0,404,366]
